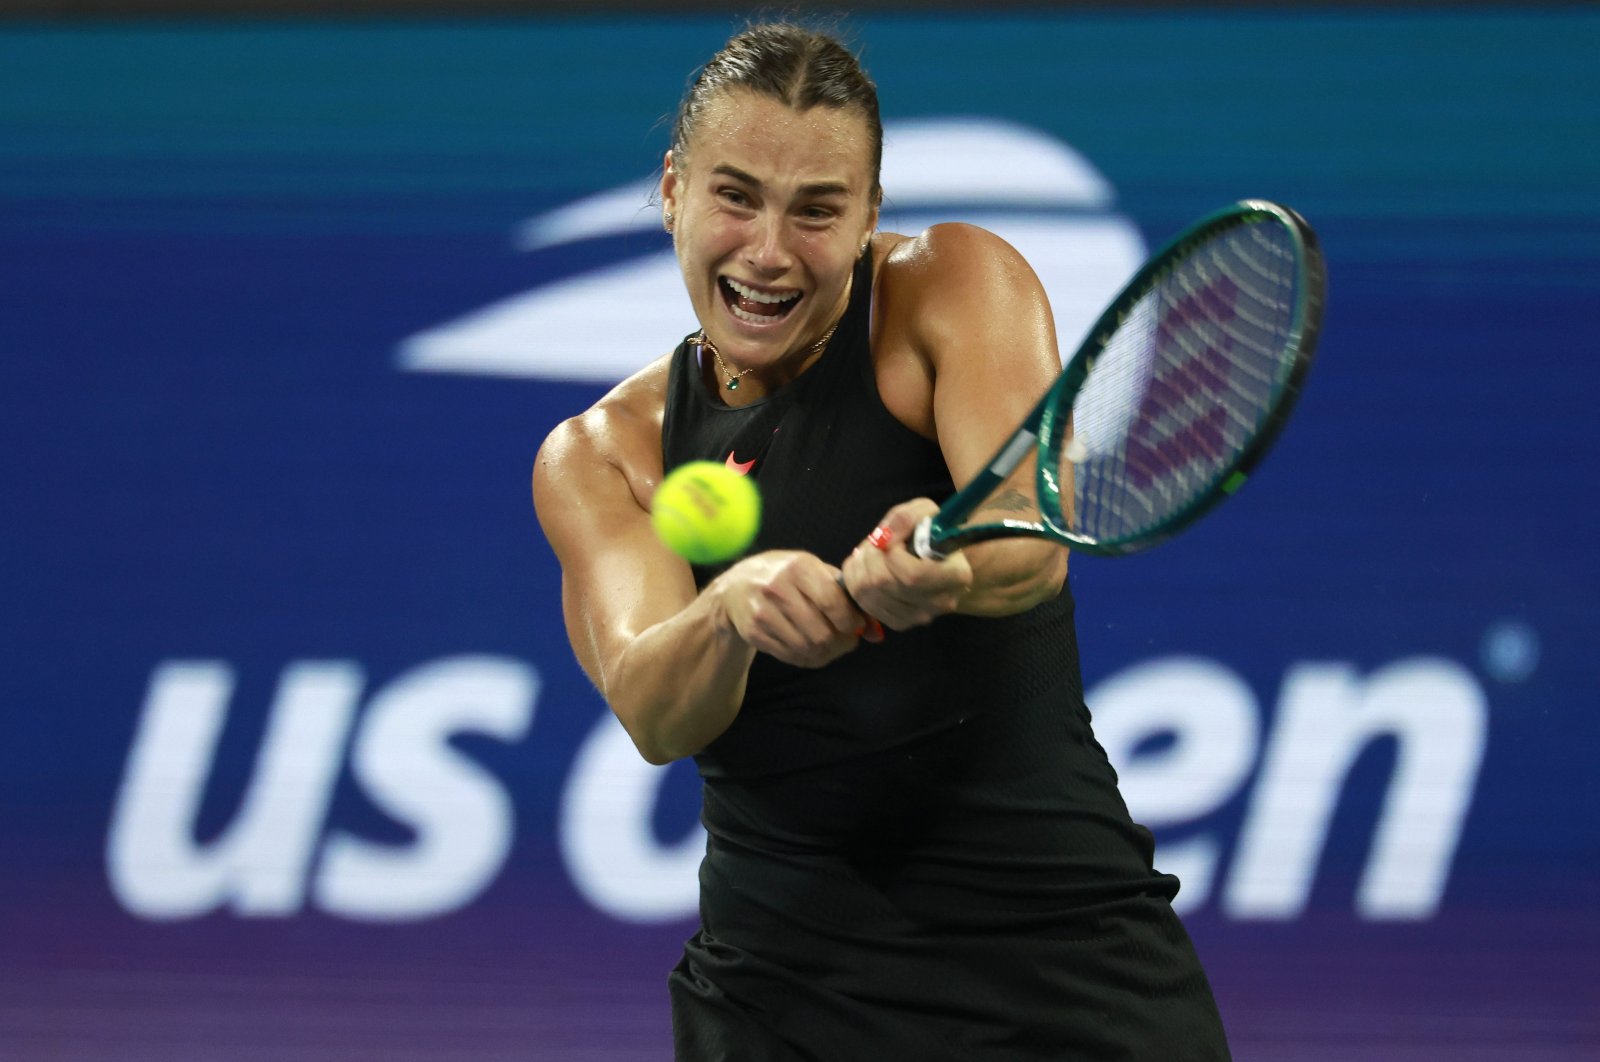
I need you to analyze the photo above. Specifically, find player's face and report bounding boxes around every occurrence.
[661,89,879,385]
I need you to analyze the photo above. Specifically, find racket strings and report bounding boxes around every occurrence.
[1062,219,1304,544]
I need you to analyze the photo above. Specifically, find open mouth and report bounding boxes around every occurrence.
[720,277,801,325]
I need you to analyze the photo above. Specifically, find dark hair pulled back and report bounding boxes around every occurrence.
[671,22,883,203]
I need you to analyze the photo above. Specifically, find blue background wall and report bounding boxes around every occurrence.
[3,9,1597,1059]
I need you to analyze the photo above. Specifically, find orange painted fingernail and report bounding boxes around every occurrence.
[854,619,885,642]
[868,526,894,550]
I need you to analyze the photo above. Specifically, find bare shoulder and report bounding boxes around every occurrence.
[867,225,1055,439]
[533,355,673,527]
[880,224,1049,351]
[881,223,1040,299]
[875,223,1056,381]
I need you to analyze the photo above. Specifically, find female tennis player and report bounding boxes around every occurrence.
[533,22,1231,1060]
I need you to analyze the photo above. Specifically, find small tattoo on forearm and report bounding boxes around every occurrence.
[977,489,1033,516]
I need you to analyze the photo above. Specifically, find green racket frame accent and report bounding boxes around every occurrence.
[913,199,1326,560]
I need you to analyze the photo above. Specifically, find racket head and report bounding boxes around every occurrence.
[920,199,1323,558]
[1037,199,1325,555]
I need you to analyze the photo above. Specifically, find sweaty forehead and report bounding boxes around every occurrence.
[686,89,874,193]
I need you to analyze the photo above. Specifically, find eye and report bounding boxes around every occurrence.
[717,186,752,209]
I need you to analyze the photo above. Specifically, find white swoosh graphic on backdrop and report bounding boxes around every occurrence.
[397,118,1145,383]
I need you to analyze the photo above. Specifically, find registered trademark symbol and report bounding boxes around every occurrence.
[1479,620,1539,684]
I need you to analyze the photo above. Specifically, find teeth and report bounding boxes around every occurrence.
[730,303,774,324]
[725,278,799,305]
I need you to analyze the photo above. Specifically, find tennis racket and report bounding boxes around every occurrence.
[911,198,1325,560]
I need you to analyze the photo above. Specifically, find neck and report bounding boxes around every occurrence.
[698,273,852,401]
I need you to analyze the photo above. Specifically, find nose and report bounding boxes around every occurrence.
[744,210,794,276]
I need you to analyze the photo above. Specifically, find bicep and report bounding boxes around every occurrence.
[920,226,1062,489]
[912,226,1070,601]
[533,427,697,695]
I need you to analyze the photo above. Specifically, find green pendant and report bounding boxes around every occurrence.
[726,378,740,391]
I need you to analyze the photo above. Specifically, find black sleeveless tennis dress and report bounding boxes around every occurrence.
[661,252,1230,1060]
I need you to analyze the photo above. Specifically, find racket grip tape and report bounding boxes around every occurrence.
[911,516,949,560]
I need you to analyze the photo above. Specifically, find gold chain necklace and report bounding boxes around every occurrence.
[697,325,839,392]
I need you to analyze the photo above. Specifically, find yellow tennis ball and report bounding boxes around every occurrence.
[651,460,761,565]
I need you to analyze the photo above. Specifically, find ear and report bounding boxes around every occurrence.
[862,198,880,252]
[660,150,680,220]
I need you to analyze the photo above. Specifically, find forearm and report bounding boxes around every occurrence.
[957,537,1067,616]
[600,577,756,765]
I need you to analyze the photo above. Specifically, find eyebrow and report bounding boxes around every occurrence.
[711,163,852,199]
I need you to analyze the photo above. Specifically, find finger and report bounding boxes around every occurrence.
[870,499,940,556]
[884,535,972,592]
[842,539,905,629]
[833,572,885,643]
[854,612,886,643]
[746,601,854,665]
[853,544,972,631]
[765,562,874,655]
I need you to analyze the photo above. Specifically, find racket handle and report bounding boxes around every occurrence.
[911,516,949,560]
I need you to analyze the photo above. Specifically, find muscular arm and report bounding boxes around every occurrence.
[534,369,864,764]
[846,224,1069,622]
